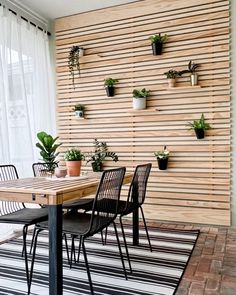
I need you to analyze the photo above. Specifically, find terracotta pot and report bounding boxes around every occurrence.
[168,79,176,88]
[66,161,81,176]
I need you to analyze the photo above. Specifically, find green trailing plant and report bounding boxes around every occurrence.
[104,78,119,87]
[64,148,84,161]
[72,104,85,112]
[164,69,182,79]
[187,113,211,130]
[132,88,150,98]
[149,33,168,43]
[68,45,84,88]
[86,139,118,171]
[36,131,62,173]
[154,145,170,160]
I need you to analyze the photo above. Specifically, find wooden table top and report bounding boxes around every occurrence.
[0,173,133,205]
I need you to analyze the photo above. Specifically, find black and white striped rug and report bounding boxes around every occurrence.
[0,225,199,295]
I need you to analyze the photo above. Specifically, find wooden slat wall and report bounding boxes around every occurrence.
[55,0,231,225]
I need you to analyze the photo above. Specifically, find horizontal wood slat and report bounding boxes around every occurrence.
[55,0,231,226]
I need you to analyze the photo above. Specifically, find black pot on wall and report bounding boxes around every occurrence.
[151,42,163,55]
[105,86,115,97]
[194,128,205,139]
[157,158,168,170]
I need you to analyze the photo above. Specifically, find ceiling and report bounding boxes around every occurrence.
[17,0,139,21]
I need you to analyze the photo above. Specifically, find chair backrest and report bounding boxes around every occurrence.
[88,167,126,235]
[0,164,24,216]
[32,162,58,177]
[127,163,152,209]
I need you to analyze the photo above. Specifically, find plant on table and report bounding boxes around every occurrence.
[86,139,119,172]
[36,131,62,173]
[64,148,84,176]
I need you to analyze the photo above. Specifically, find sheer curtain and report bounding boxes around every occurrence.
[0,6,56,177]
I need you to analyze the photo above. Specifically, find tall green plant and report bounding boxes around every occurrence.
[36,131,62,173]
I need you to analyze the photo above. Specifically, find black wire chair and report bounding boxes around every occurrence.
[29,167,127,295]
[0,164,48,291]
[67,163,152,272]
[32,162,58,177]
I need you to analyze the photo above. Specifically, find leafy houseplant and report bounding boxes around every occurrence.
[164,69,182,87]
[132,88,150,110]
[72,104,85,118]
[68,45,84,89]
[154,146,170,170]
[36,131,62,174]
[86,139,119,172]
[64,148,84,176]
[104,78,119,97]
[181,60,200,86]
[188,113,211,139]
[149,33,168,55]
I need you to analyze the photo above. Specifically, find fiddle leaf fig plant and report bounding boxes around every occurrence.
[36,131,62,173]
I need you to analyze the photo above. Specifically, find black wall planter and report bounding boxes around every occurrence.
[157,158,168,170]
[91,161,103,172]
[195,129,205,139]
[105,86,115,97]
[151,42,163,55]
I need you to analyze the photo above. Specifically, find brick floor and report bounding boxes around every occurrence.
[151,222,236,295]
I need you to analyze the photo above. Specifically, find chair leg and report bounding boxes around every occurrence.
[22,226,30,292]
[28,228,42,295]
[101,230,105,245]
[70,235,75,268]
[140,206,152,252]
[112,222,128,280]
[82,237,94,295]
[120,216,132,273]
[104,226,108,245]
[77,236,82,263]
[29,227,37,255]
[63,233,71,267]
[21,225,28,257]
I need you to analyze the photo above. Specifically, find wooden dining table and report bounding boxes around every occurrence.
[0,172,134,295]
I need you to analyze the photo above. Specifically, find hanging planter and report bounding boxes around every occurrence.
[154,146,170,170]
[68,45,84,89]
[149,33,168,56]
[187,113,211,139]
[181,60,200,86]
[72,104,85,119]
[104,78,119,97]
[132,88,150,110]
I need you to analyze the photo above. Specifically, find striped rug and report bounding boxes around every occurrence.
[0,225,199,295]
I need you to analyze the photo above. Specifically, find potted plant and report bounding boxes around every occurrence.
[154,146,170,170]
[187,113,211,139]
[149,33,168,55]
[104,78,119,97]
[72,104,85,118]
[64,148,84,176]
[36,131,62,174]
[181,60,200,86]
[132,88,150,110]
[86,139,119,172]
[68,45,84,89]
[164,69,182,87]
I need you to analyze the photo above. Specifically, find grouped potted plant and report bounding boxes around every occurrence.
[64,148,84,176]
[149,33,168,55]
[181,60,200,86]
[187,113,211,139]
[35,131,62,174]
[86,139,119,172]
[104,78,119,97]
[164,69,182,87]
[132,88,150,110]
[154,146,170,170]
[73,104,85,118]
[68,45,84,88]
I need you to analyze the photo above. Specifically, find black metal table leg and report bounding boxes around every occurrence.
[132,208,139,246]
[48,205,63,295]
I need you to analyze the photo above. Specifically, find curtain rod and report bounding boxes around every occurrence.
[0,0,51,36]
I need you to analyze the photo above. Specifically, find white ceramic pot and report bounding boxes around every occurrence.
[75,110,84,118]
[133,97,146,110]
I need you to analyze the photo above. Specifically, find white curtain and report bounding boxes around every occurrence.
[0,6,56,177]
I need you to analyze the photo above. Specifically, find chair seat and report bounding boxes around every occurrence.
[37,211,113,237]
[0,207,48,225]
[63,198,94,210]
